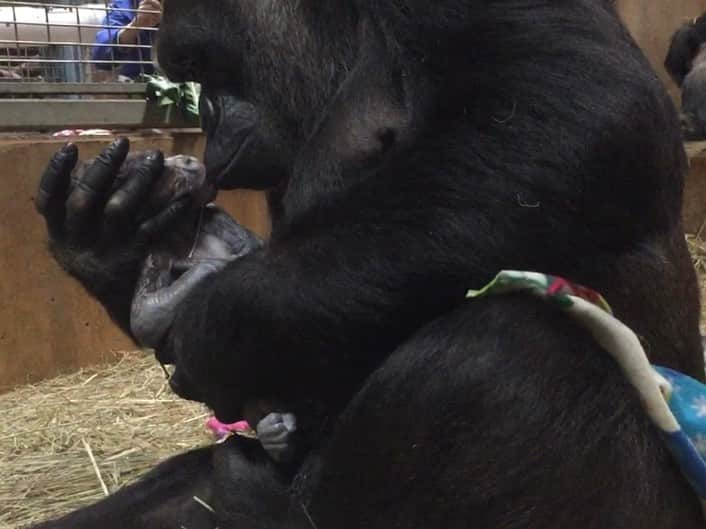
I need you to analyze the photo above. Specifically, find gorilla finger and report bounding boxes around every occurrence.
[134,254,174,297]
[257,413,297,437]
[131,262,219,348]
[136,196,192,241]
[64,139,131,241]
[36,144,78,238]
[259,429,293,445]
[36,143,78,214]
[103,151,164,234]
[260,441,295,463]
[171,257,231,274]
[75,137,130,196]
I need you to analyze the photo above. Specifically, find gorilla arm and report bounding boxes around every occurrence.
[160,165,539,421]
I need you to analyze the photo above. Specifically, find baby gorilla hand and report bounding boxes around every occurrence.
[131,205,263,350]
[130,256,228,349]
[256,413,298,464]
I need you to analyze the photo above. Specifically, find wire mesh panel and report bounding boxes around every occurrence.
[0,0,158,82]
[0,1,200,131]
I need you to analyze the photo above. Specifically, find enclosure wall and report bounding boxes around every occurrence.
[0,133,269,391]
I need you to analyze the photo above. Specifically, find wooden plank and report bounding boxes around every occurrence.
[0,82,147,95]
[0,99,199,131]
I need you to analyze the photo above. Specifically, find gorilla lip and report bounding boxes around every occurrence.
[205,128,254,188]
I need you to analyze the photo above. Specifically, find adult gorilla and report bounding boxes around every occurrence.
[33,0,705,528]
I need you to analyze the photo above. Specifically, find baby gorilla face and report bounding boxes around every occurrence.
[152,154,215,215]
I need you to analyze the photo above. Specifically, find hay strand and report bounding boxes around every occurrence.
[81,438,109,497]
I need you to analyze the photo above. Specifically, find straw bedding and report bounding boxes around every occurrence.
[3,237,706,527]
[0,352,210,528]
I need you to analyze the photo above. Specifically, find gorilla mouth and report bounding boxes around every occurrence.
[204,129,254,188]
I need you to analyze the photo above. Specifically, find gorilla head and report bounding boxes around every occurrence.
[157,0,436,221]
[158,1,363,191]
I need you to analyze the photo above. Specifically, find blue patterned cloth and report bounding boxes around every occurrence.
[468,271,706,513]
[653,366,706,500]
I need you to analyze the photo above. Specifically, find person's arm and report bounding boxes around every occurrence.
[91,1,136,64]
[116,0,162,46]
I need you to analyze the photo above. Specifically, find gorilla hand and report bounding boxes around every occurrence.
[131,205,263,351]
[131,256,227,350]
[36,139,190,335]
[256,412,299,464]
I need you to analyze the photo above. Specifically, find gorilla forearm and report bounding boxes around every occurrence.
[166,198,526,410]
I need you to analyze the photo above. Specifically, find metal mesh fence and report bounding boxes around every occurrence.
[0,1,193,130]
[0,0,158,83]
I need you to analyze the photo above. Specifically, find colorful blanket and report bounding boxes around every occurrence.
[468,271,706,513]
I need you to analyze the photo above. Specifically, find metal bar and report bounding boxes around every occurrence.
[43,3,50,44]
[136,4,143,77]
[43,3,51,80]
[0,81,147,94]
[0,58,154,64]
[0,20,158,31]
[0,39,152,49]
[76,2,82,48]
[0,2,158,15]
[104,0,113,76]
[76,0,84,84]
[0,99,199,131]
[10,4,17,76]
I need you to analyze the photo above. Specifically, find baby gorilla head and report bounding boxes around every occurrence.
[72,152,215,223]
[105,152,264,363]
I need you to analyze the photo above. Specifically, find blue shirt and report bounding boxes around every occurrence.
[92,0,155,79]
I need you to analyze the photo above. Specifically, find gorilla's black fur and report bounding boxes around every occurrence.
[34,1,704,527]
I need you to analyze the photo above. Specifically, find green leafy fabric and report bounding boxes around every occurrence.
[141,74,201,122]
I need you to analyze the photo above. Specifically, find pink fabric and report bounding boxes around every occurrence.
[206,417,251,439]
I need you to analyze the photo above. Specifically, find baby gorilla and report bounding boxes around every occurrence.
[73,151,298,463]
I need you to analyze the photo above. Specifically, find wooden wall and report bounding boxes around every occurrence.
[616,0,706,102]
[0,133,269,391]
